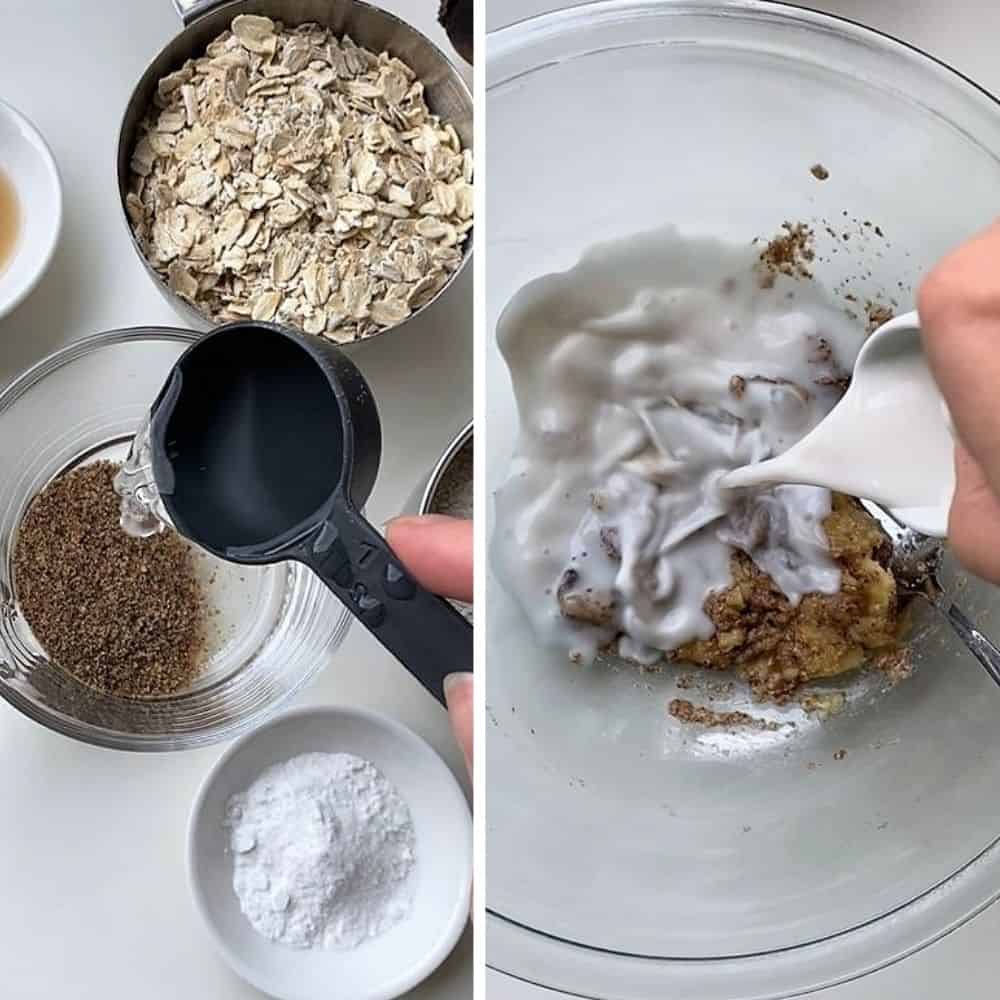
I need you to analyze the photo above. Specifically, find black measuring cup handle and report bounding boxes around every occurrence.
[300,498,472,705]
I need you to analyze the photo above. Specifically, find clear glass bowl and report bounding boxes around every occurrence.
[486,2,1000,996]
[0,328,351,751]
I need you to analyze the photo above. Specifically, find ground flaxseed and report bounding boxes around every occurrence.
[429,437,473,520]
[13,461,206,697]
[865,300,895,334]
[668,698,781,731]
[756,221,815,287]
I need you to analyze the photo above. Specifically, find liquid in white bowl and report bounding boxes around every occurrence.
[0,168,19,273]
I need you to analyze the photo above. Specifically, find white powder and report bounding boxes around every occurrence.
[224,752,416,950]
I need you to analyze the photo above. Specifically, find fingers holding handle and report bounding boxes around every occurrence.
[388,515,474,778]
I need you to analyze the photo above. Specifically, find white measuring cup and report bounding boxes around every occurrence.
[720,310,954,537]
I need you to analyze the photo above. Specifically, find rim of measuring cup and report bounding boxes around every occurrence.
[148,320,376,564]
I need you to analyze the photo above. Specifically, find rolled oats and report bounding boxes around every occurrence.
[128,15,473,342]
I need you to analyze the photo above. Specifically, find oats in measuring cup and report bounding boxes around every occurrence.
[126,15,474,342]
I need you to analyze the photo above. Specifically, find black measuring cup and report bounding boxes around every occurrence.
[147,321,471,704]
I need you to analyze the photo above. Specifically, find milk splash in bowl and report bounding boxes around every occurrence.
[492,226,865,667]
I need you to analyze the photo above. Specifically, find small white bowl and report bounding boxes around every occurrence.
[0,98,62,320]
[188,706,472,1000]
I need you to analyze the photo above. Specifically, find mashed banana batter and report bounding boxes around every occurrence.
[675,494,897,701]
[493,226,900,700]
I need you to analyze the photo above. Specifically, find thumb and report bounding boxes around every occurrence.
[949,444,1000,583]
[443,671,473,780]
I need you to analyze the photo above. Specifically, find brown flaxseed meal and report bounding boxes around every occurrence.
[13,461,206,697]
[865,301,895,335]
[668,698,780,731]
[756,221,815,286]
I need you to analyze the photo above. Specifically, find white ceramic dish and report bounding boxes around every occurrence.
[0,98,61,320]
[188,705,472,1000]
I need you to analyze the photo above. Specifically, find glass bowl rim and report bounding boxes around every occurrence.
[0,326,344,753]
[485,0,1000,992]
[488,0,1000,127]
[0,325,199,412]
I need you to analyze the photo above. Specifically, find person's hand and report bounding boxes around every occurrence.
[386,515,473,777]
[919,220,1000,582]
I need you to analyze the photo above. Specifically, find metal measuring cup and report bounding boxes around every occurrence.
[146,321,472,704]
[115,0,473,341]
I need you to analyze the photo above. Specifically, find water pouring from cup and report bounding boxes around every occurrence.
[116,321,471,704]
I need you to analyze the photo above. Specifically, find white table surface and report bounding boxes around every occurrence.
[486,1,1000,998]
[0,1,472,997]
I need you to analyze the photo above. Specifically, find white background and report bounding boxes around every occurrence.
[485,1,1000,998]
[0,1,472,998]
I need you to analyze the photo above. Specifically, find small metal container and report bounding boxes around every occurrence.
[405,418,473,516]
[404,418,472,620]
[116,0,473,344]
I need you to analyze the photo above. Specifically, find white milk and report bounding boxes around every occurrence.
[492,226,865,666]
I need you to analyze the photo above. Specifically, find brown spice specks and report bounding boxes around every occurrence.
[808,337,834,365]
[429,438,473,520]
[865,301,895,335]
[873,646,913,686]
[810,163,830,181]
[756,222,815,286]
[799,690,846,720]
[668,698,780,731]
[13,461,206,697]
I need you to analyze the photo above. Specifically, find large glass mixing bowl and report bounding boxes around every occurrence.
[0,328,351,751]
[486,2,1000,996]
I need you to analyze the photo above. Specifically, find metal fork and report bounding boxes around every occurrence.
[862,501,1000,688]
